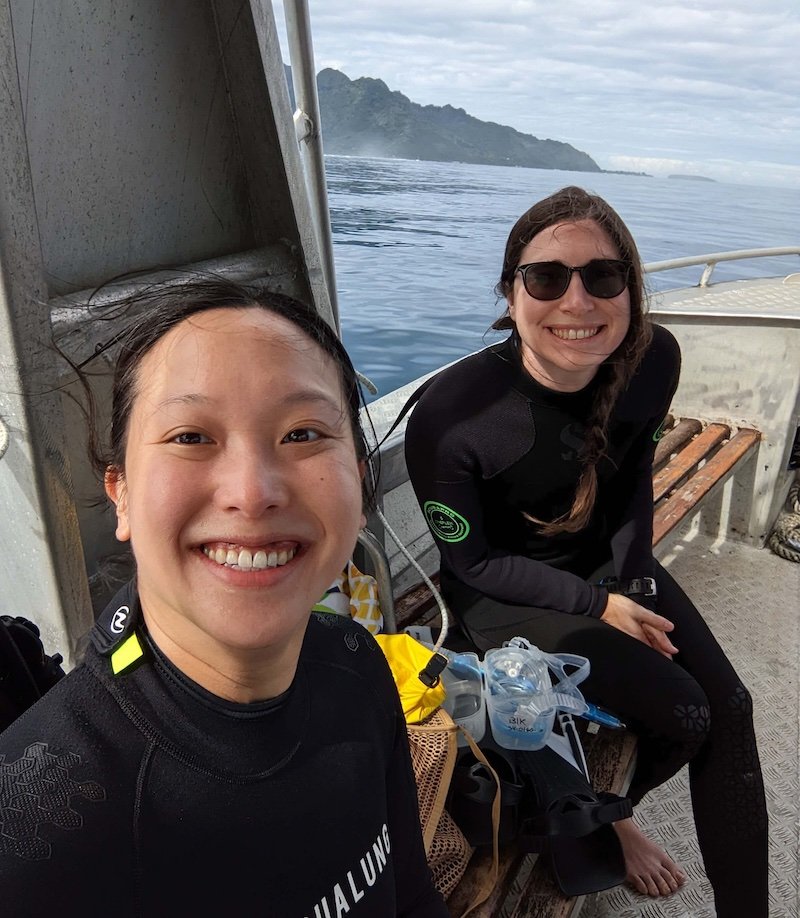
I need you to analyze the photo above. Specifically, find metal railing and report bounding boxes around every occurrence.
[283,0,340,331]
[644,246,800,287]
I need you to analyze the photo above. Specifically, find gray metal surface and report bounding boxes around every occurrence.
[8,0,328,310]
[0,0,93,664]
[651,275,800,548]
[583,530,800,918]
[653,273,800,322]
[0,1,332,660]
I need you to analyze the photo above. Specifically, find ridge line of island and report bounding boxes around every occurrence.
[286,66,716,181]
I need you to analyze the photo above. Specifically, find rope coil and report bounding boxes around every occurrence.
[767,480,800,563]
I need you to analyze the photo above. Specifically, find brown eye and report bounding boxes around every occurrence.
[283,428,322,443]
[173,431,210,445]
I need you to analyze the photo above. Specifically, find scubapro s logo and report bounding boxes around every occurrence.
[110,606,129,634]
[424,501,470,543]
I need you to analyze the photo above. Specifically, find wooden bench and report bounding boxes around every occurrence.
[390,414,760,917]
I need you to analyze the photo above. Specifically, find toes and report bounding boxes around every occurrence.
[627,873,652,897]
[661,860,686,890]
[628,865,685,898]
[645,875,662,897]
[655,868,677,895]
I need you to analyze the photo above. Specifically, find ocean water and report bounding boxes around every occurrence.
[325,155,799,400]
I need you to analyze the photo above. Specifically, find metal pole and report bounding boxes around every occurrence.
[283,0,340,331]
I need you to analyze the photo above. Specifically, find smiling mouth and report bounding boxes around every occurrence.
[549,326,602,340]
[201,543,298,571]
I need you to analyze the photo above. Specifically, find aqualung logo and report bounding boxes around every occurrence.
[305,823,391,917]
[653,418,668,442]
[110,606,129,634]
[424,501,470,543]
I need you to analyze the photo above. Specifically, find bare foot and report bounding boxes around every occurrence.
[614,817,686,897]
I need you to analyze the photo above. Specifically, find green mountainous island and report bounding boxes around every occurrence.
[292,67,603,173]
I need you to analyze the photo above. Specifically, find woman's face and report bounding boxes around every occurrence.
[507,219,631,391]
[105,308,364,690]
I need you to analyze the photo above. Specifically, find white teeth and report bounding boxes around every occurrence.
[552,327,600,340]
[203,544,296,571]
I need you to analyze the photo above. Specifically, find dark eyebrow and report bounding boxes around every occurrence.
[155,389,344,413]
[281,389,345,414]
[155,393,211,411]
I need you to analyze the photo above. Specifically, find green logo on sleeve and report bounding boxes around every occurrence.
[424,501,471,543]
[653,417,668,442]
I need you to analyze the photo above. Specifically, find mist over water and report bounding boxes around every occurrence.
[325,155,799,400]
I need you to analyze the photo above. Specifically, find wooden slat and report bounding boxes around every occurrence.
[653,417,702,470]
[514,867,580,918]
[583,729,638,797]
[652,423,730,502]
[653,428,760,545]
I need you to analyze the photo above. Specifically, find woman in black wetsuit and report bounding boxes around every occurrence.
[405,186,767,915]
[0,280,447,917]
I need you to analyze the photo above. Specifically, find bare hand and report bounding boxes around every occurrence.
[600,593,678,659]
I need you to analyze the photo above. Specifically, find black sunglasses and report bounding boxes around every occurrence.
[515,259,631,301]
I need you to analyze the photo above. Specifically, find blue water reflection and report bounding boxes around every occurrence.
[326,155,799,400]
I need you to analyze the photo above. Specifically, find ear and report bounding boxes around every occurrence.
[507,291,517,323]
[104,466,131,542]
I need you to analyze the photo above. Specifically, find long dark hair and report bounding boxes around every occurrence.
[495,186,653,536]
[87,277,374,508]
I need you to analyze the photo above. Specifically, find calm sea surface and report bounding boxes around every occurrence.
[324,155,799,400]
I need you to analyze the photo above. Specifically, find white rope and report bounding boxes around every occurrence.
[768,479,800,564]
[356,370,378,395]
[375,506,450,651]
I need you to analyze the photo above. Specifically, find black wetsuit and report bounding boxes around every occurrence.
[0,583,447,918]
[405,326,767,917]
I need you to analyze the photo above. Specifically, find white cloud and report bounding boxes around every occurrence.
[274,0,800,187]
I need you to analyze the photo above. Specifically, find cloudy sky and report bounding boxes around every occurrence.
[273,0,799,188]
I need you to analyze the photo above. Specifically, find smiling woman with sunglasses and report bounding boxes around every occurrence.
[405,187,767,916]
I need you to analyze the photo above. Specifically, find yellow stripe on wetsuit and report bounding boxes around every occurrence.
[111,632,144,675]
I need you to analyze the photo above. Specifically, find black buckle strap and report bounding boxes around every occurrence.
[598,576,657,598]
[520,791,633,840]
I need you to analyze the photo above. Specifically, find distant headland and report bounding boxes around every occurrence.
[287,67,647,176]
[668,174,717,182]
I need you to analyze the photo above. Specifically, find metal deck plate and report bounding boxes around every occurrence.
[583,531,800,917]
[653,275,800,321]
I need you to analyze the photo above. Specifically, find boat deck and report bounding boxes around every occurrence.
[653,271,800,321]
[583,528,799,918]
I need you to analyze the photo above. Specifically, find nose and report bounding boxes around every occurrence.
[560,271,595,313]
[215,443,290,517]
